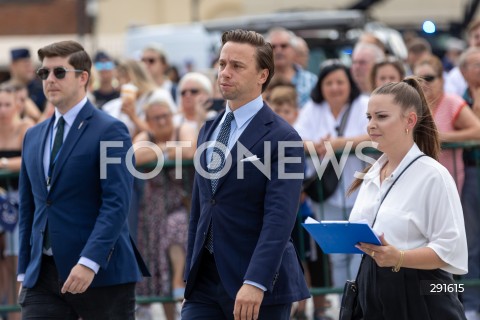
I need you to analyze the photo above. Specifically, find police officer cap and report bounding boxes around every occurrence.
[11,48,31,61]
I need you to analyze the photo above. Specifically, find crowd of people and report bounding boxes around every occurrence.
[0,20,479,320]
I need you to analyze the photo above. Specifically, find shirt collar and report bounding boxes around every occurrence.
[225,95,263,129]
[54,96,88,128]
[363,143,423,183]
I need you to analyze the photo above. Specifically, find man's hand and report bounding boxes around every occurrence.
[61,264,95,294]
[233,284,264,320]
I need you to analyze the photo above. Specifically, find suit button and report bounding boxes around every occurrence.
[210,199,216,205]
[46,200,52,206]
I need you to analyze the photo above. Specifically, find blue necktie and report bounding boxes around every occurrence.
[205,112,234,253]
[208,112,235,195]
[44,116,65,251]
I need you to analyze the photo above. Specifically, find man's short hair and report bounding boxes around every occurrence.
[407,38,432,54]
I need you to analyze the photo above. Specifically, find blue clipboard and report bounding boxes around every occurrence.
[302,219,381,254]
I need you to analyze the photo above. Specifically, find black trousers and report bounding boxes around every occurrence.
[356,255,466,320]
[19,255,136,320]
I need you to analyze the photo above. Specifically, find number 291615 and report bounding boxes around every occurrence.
[421,282,464,295]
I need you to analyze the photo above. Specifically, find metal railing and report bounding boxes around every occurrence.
[1,141,480,315]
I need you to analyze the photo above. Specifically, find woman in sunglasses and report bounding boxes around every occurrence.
[175,72,215,132]
[414,55,480,193]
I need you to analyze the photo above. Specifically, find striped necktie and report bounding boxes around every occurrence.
[205,112,234,253]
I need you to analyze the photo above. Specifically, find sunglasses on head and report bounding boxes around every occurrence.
[422,75,438,83]
[36,67,83,80]
[181,88,200,96]
[272,43,290,50]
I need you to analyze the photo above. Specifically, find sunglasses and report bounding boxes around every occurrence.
[272,43,290,50]
[94,61,115,71]
[141,57,157,65]
[36,67,83,80]
[148,113,172,122]
[181,88,200,96]
[422,75,438,83]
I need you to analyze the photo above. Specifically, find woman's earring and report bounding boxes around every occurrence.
[406,128,409,135]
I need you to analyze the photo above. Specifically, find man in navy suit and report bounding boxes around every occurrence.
[17,40,149,319]
[181,29,309,320]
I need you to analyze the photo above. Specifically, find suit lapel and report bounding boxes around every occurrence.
[48,102,94,190]
[214,105,274,193]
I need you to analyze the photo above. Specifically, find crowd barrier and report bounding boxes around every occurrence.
[1,141,480,316]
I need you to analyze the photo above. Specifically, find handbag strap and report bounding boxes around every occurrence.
[336,102,352,137]
[353,153,426,281]
[371,154,425,227]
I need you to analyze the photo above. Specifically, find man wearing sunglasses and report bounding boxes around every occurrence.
[17,40,149,320]
[92,51,120,109]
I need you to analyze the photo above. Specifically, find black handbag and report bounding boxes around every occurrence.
[339,279,359,320]
[338,154,426,320]
[303,160,338,202]
[303,103,352,203]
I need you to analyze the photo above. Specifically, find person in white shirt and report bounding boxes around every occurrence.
[294,60,370,291]
[444,19,480,96]
[349,77,468,320]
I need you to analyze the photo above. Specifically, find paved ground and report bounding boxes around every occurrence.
[137,294,341,320]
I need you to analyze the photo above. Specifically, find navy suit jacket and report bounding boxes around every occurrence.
[18,101,149,288]
[184,104,310,305]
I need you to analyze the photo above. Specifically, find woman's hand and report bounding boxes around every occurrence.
[356,233,402,268]
[313,134,331,156]
[121,99,136,119]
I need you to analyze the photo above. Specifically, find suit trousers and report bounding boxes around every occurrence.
[19,255,136,320]
[181,249,292,320]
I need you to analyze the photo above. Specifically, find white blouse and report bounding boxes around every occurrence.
[349,144,468,275]
[294,95,370,208]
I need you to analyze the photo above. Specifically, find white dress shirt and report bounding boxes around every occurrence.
[349,144,468,275]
